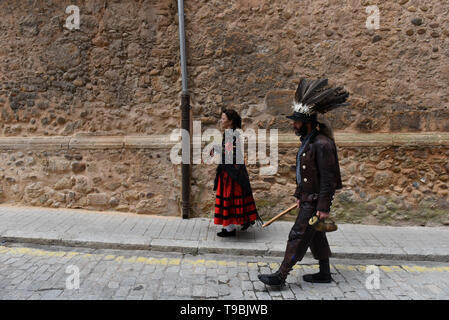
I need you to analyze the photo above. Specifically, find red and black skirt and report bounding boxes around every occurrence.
[214,170,258,226]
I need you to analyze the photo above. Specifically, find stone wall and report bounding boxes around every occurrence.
[1,0,181,136]
[284,145,449,226]
[0,146,180,216]
[1,0,448,137]
[0,0,448,226]
[1,134,448,226]
[196,143,449,227]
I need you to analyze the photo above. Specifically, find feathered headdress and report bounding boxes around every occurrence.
[287,78,349,122]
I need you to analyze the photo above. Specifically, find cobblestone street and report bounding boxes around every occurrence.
[1,242,448,300]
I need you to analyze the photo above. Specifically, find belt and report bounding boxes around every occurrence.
[299,193,319,202]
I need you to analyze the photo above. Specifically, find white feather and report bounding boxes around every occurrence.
[292,102,313,115]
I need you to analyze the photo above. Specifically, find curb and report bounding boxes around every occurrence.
[2,236,449,263]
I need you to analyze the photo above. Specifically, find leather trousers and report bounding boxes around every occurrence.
[279,200,332,278]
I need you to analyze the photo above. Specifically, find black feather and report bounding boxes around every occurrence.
[304,87,336,106]
[319,102,350,114]
[295,78,308,103]
[293,78,349,115]
[302,79,328,104]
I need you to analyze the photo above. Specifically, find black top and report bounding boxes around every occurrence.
[213,131,252,195]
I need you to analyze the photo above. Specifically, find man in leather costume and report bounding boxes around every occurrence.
[258,78,349,286]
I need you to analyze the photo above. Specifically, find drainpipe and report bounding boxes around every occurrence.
[177,0,191,219]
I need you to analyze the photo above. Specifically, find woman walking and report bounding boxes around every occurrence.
[213,108,262,237]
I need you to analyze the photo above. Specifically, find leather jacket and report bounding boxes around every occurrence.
[293,130,343,213]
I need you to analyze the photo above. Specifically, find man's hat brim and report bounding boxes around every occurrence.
[286,112,317,123]
[286,114,300,120]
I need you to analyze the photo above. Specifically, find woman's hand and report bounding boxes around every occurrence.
[296,199,301,208]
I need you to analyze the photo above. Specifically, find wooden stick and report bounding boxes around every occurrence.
[262,204,298,228]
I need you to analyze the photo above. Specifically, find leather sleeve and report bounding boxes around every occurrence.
[293,161,300,199]
[315,141,337,212]
[293,184,301,199]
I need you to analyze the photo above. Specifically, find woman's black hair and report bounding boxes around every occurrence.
[221,108,242,130]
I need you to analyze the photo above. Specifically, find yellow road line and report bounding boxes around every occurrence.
[1,245,448,273]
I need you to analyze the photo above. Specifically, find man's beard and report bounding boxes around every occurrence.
[294,125,308,137]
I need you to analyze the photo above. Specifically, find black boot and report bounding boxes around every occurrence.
[241,221,255,231]
[302,259,332,283]
[217,228,236,237]
[258,270,286,286]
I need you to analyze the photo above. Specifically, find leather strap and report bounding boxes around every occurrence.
[299,193,319,202]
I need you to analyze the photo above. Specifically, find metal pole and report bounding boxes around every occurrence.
[177,0,191,219]
[178,0,188,94]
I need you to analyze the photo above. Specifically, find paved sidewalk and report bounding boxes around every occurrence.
[0,205,448,262]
